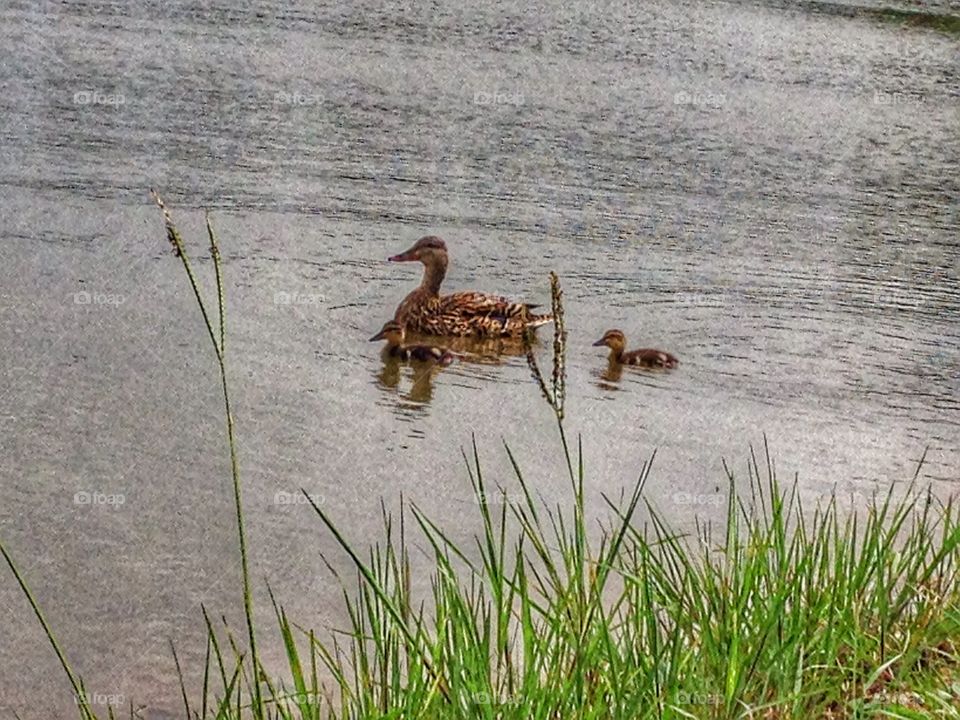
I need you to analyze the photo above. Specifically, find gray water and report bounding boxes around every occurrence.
[1,0,958,717]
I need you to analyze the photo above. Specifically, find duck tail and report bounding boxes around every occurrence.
[524,311,554,328]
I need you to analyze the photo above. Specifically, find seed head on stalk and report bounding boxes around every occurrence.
[549,271,567,420]
[150,189,184,257]
[524,272,567,422]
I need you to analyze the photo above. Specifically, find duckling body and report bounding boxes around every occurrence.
[389,236,552,337]
[593,329,678,369]
[370,321,455,366]
[389,344,455,365]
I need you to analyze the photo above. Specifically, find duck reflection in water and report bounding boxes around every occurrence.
[598,358,625,388]
[371,320,455,406]
[411,332,537,365]
[369,321,547,408]
[374,354,444,405]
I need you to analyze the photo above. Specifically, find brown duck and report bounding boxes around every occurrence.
[593,329,679,369]
[370,320,455,365]
[388,236,552,337]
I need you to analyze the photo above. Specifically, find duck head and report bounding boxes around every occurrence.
[388,236,448,266]
[592,329,626,353]
[370,320,405,344]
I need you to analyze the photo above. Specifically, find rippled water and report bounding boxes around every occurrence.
[1,0,958,716]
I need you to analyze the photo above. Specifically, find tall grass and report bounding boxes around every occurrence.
[1,199,959,718]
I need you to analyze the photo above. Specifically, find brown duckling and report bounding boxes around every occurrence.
[370,320,455,365]
[592,329,679,369]
[388,236,552,337]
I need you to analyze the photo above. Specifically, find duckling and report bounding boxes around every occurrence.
[388,236,552,337]
[592,329,679,369]
[369,320,455,365]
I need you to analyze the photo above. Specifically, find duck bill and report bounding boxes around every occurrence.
[369,330,387,342]
[592,338,607,347]
[388,246,418,262]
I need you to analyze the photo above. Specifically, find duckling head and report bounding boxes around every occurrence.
[388,235,448,267]
[592,329,626,353]
[370,320,405,344]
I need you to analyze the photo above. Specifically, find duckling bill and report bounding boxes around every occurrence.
[593,329,678,369]
[370,320,455,366]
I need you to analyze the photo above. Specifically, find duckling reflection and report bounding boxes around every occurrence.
[373,353,448,408]
[375,353,402,391]
[599,357,625,385]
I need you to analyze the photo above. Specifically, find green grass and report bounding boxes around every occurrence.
[2,198,960,719]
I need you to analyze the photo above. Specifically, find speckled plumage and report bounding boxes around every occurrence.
[593,329,679,369]
[389,236,552,337]
[370,320,455,365]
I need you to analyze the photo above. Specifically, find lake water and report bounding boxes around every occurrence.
[1,0,958,717]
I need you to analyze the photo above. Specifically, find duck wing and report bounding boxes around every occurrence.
[431,291,550,336]
[438,291,525,317]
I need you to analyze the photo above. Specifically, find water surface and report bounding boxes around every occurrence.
[1,0,958,716]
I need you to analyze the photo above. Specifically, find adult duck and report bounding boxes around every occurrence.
[388,236,552,337]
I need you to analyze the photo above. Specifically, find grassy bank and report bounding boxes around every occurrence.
[2,199,959,719]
